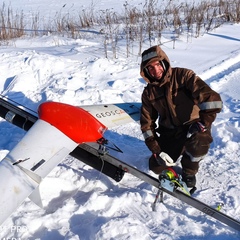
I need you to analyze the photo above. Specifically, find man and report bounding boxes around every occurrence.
[140,45,222,187]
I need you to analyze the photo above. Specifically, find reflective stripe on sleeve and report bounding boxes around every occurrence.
[142,130,154,139]
[186,151,206,162]
[199,101,222,110]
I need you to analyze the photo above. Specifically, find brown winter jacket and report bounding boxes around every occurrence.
[140,45,222,141]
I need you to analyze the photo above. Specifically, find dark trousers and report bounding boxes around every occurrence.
[149,125,213,175]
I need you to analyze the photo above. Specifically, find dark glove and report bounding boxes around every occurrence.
[153,153,166,166]
[187,122,206,138]
[154,152,176,166]
[149,152,175,175]
[145,136,161,154]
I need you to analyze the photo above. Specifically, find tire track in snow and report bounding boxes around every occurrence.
[197,51,240,226]
[200,50,240,86]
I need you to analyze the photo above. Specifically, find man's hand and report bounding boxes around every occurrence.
[154,152,176,167]
[187,122,207,138]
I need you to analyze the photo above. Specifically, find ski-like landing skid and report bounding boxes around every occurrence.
[78,142,240,232]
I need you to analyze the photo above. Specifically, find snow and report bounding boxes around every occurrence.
[0,0,240,239]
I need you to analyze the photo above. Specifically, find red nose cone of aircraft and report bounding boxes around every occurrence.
[38,102,107,143]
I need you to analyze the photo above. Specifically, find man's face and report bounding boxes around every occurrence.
[147,60,164,80]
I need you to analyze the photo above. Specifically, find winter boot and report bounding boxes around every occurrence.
[181,153,199,188]
[182,170,196,188]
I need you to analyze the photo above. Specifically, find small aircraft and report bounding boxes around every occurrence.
[0,98,239,231]
[0,100,141,226]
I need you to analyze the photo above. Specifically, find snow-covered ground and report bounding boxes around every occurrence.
[0,0,240,239]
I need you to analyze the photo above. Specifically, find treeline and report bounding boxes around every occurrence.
[0,0,239,57]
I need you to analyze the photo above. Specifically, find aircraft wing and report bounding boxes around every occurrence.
[80,102,141,128]
[0,101,107,225]
[0,101,141,225]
